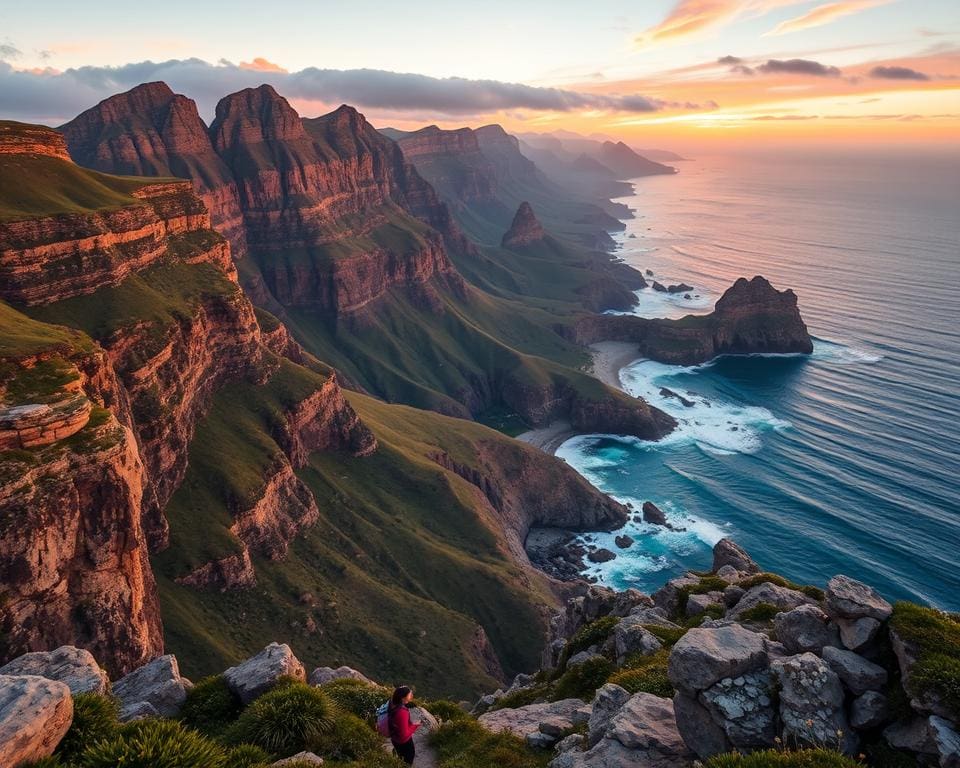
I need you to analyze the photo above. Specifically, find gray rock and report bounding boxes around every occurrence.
[723,585,745,607]
[614,535,634,549]
[668,624,768,695]
[479,698,591,739]
[555,733,584,753]
[889,626,955,719]
[607,693,689,754]
[508,673,535,693]
[822,646,887,694]
[642,501,668,526]
[850,691,889,730]
[472,689,505,715]
[0,646,109,696]
[113,655,188,719]
[929,716,960,768]
[588,548,616,563]
[837,616,882,651]
[712,538,760,574]
[225,643,305,704]
[686,592,722,618]
[772,652,857,754]
[568,650,605,668]
[716,565,741,583]
[701,670,777,750]
[309,665,372,687]
[673,691,730,759]
[825,575,893,621]
[609,615,662,664]
[0,674,73,768]
[272,752,324,765]
[773,604,838,655]
[626,605,680,629]
[885,717,938,755]
[588,683,631,746]
[527,731,557,749]
[727,582,814,621]
[652,575,699,616]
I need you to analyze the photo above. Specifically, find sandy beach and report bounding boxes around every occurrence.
[587,341,641,393]
[516,342,643,454]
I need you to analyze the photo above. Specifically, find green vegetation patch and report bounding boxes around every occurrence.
[608,648,673,697]
[0,300,93,360]
[431,718,551,768]
[737,602,782,623]
[737,573,824,601]
[890,601,960,720]
[676,575,729,615]
[704,748,860,767]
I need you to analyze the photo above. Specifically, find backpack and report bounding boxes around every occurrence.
[376,702,391,738]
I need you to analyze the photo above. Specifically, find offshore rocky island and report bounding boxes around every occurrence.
[0,83,955,767]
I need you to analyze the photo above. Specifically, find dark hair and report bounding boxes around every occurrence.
[390,685,412,710]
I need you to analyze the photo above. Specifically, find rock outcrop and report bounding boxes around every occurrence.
[224,642,306,704]
[0,674,73,766]
[572,276,814,364]
[0,646,109,695]
[597,141,676,178]
[112,654,189,720]
[502,202,546,247]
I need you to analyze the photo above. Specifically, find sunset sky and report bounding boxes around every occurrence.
[2,0,958,149]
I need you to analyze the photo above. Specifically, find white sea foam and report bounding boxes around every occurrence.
[619,360,791,455]
[812,338,883,364]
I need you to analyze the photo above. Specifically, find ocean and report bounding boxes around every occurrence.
[555,148,960,610]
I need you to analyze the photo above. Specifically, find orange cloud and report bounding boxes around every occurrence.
[637,0,802,45]
[238,57,288,73]
[766,0,891,36]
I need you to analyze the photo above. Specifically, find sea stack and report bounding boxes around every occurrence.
[502,201,546,248]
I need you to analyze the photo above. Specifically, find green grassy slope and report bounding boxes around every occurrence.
[155,377,556,699]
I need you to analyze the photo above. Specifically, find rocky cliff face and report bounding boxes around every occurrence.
[572,276,814,364]
[502,202,546,248]
[597,140,676,178]
[60,83,247,258]
[394,125,498,204]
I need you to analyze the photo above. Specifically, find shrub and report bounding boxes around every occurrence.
[321,678,390,720]
[737,602,781,623]
[226,681,336,756]
[21,759,64,768]
[642,624,688,647]
[607,649,673,697]
[704,748,860,767]
[682,603,726,627]
[677,576,730,614]
[737,573,824,601]
[80,719,227,768]
[223,743,271,768]
[489,684,549,711]
[890,601,960,720]
[564,616,620,660]
[421,699,471,723]
[55,692,119,763]
[552,656,614,701]
[309,712,382,760]
[431,719,549,768]
[179,675,243,737]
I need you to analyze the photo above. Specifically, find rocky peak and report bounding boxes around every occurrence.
[209,84,308,152]
[502,201,546,248]
[475,123,518,148]
[0,121,71,160]
[714,275,799,317]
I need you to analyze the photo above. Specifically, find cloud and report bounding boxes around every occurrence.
[0,43,21,60]
[0,58,691,125]
[717,55,743,64]
[751,114,819,120]
[237,57,288,73]
[766,0,890,36]
[869,65,930,80]
[636,0,803,45]
[756,58,842,76]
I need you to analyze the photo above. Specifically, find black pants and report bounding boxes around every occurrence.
[393,738,416,764]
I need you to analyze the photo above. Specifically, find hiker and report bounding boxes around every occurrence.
[387,685,420,764]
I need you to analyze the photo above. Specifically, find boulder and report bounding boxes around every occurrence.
[653,575,699,616]
[773,605,838,654]
[711,539,760,574]
[588,683,631,746]
[667,283,694,294]
[614,535,633,549]
[0,646,109,695]
[588,548,616,564]
[478,698,590,739]
[821,646,887,694]
[772,652,857,754]
[850,691,889,730]
[837,616,881,651]
[568,650,605,668]
[929,716,960,768]
[642,501,668,526]
[825,575,892,621]
[727,582,813,621]
[272,752,324,765]
[122,700,160,720]
[225,643,305,704]
[673,691,730,759]
[626,605,680,630]
[686,592,722,618]
[112,654,188,719]
[715,565,741,583]
[0,675,73,767]
[723,585,745,607]
[607,693,689,754]
[309,666,372,687]
[527,731,556,749]
[700,670,776,750]
[668,624,768,695]
[652,281,667,292]
[608,615,662,664]
[885,717,938,755]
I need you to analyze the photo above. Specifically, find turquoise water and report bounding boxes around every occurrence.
[556,149,960,610]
